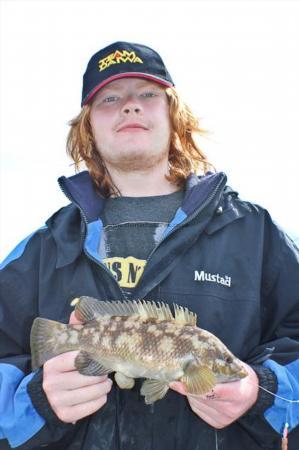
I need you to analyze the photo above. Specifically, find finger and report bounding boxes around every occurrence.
[43,351,109,378]
[188,397,216,415]
[187,393,219,410]
[187,394,238,424]
[57,379,113,407]
[44,351,80,373]
[69,311,83,325]
[58,395,109,423]
[44,370,109,391]
[189,397,236,428]
[169,381,187,395]
[187,395,228,422]
[188,404,224,428]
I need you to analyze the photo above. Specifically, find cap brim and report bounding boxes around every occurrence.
[82,72,173,105]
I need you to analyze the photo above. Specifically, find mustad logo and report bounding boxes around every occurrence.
[194,270,232,287]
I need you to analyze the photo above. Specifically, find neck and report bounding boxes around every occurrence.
[106,163,179,197]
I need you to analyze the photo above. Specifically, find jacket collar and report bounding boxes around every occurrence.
[58,171,105,223]
[53,171,245,268]
[58,170,229,223]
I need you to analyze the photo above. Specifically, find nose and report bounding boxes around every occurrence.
[121,95,142,115]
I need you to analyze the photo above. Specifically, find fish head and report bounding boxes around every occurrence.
[211,348,248,383]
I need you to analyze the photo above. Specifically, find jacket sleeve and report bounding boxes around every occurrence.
[0,229,74,449]
[239,211,299,448]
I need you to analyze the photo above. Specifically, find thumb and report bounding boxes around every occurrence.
[69,311,83,325]
[169,381,187,396]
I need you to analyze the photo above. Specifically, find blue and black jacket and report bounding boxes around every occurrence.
[0,171,298,450]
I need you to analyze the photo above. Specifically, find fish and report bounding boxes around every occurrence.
[30,297,248,404]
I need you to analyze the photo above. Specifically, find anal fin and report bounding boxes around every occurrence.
[140,379,169,404]
[75,351,112,376]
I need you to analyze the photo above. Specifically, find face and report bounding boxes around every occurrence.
[89,78,171,172]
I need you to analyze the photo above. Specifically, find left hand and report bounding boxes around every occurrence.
[170,362,259,429]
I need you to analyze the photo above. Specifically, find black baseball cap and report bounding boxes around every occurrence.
[81,41,174,106]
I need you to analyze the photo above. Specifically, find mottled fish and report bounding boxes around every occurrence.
[30,297,247,404]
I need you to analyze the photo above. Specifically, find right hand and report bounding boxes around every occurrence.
[42,312,112,423]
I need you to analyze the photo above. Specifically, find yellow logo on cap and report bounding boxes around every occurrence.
[98,50,143,71]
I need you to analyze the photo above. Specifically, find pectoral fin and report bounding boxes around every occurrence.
[140,379,169,404]
[181,364,216,395]
[75,351,112,376]
[114,372,135,389]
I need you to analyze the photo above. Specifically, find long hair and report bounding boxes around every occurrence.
[66,87,213,197]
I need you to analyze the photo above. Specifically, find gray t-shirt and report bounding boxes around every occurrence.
[99,190,184,297]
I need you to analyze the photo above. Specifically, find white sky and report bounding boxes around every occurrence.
[1,0,299,260]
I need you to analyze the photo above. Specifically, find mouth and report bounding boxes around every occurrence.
[117,123,148,132]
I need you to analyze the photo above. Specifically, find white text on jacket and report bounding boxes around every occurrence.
[194,270,232,287]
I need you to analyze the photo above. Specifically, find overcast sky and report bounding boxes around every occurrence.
[1,0,299,260]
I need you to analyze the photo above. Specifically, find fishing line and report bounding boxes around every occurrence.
[258,385,299,403]
[251,381,299,404]
[247,381,298,450]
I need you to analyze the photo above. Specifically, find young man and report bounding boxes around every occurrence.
[0,41,298,450]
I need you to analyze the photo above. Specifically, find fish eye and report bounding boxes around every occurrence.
[224,354,233,364]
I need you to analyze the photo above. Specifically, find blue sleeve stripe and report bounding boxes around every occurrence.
[84,219,103,263]
[263,359,299,434]
[0,226,47,271]
[0,364,45,447]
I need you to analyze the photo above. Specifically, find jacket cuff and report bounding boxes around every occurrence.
[27,368,70,428]
[246,364,278,416]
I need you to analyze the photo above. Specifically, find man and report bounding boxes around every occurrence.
[0,41,298,450]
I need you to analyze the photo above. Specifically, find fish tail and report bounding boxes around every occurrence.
[30,317,69,371]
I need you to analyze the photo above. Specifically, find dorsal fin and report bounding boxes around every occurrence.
[173,303,197,326]
[72,296,176,323]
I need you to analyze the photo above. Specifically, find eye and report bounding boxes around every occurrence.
[140,91,156,98]
[103,95,119,103]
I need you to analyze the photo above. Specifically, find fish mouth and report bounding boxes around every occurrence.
[216,365,248,383]
[238,366,248,378]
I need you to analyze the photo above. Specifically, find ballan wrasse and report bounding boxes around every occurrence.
[30,297,247,404]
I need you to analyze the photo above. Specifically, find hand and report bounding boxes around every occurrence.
[42,312,112,423]
[170,362,259,428]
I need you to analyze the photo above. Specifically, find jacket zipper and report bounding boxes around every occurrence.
[215,430,219,450]
[145,173,226,265]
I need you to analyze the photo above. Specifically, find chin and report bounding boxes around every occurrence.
[110,150,167,171]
